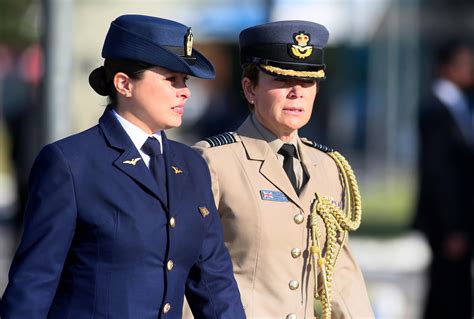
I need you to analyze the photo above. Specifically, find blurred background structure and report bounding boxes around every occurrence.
[0,0,473,318]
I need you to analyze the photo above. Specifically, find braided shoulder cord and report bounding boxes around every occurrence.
[309,151,362,319]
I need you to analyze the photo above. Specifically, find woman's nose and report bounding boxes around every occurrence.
[288,85,303,99]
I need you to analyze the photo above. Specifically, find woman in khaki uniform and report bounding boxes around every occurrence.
[193,21,374,319]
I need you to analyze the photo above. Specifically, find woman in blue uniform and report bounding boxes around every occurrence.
[0,14,245,319]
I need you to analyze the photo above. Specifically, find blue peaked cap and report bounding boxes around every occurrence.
[239,20,329,80]
[101,15,215,79]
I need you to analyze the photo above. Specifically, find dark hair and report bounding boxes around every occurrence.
[89,59,152,105]
[435,40,472,68]
[241,64,260,111]
[242,63,259,85]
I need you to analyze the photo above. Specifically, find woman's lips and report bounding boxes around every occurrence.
[283,107,304,114]
[172,105,185,115]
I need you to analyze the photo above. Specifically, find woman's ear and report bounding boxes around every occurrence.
[242,77,256,105]
[113,72,132,98]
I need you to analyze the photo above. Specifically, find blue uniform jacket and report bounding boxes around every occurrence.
[0,107,245,319]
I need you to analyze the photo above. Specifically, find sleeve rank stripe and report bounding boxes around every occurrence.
[224,132,235,143]
[204,132,237,147]
[302,139,335,152]
[204,136,215,147]
[312,141,334,153]
[217,135,227,144]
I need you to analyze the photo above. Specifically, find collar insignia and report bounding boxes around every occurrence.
[199,206,210,218]
[289,31,313,59]
[123,158,142,166]
[184,28,193,57]
[171,166,183,174]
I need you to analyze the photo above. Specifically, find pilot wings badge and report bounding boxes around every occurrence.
[123,158,142,166]
[171,166,183,174]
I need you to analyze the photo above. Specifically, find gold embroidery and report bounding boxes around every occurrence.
[260,64,325,79]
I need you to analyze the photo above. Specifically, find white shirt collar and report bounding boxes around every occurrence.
[433,78,468,112]
[432,79,473,144]
[113,109,163,154]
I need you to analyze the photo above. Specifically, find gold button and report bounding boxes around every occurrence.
[167,259,174,271]
[169,217,176,228]
[293,213,304,224]
[289,280,299,290]
[291,248,301,258]
[286,314,297,319]
[163,303,171,314]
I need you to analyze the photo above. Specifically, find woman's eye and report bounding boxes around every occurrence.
[167,77,176,82]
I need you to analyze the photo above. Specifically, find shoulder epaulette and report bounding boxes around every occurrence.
[302,139,335,153]
[204,132,237,147]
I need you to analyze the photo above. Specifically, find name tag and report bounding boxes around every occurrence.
[260,190,289,202]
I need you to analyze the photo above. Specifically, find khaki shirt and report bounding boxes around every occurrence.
[191,116,374,319]
[251,115,305,190]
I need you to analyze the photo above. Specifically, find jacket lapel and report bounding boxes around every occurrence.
[161,132,188,214]
[98,106,168,208]
[237,117,303,210]
[298,139,319,206]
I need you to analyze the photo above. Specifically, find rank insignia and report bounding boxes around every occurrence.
[123,158,142,166]
[288,31,313,59]
[184,27,193,57]
[198,206,210,218]
[171,166,183,174]
[260,190,289,202]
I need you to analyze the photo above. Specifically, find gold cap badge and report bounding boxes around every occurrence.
[289,31,313,59]
[184,28,193,57]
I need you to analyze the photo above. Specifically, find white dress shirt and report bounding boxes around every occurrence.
[113,110,163,168]
[433,78,472,143]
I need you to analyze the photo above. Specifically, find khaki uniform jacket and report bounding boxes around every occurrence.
[193,116,374,319]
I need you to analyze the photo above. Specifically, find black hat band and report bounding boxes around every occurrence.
[241,44,324,68]
[162,45,197,65]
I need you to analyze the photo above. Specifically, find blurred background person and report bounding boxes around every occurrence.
[0,44,43,239]
[414,40,474,319]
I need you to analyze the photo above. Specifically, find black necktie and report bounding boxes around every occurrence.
[142,137,167,203]
[278,144,299,193]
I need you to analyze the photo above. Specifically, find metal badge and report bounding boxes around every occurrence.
[171,166,183,174]
[123,158,142,166]
[289,31,313,59]
[184,28,193,57]
[198,206,210,218]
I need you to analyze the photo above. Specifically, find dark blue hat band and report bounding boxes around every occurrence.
[241,45,325,71]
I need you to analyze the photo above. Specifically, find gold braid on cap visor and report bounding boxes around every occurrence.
[260,64,325,79]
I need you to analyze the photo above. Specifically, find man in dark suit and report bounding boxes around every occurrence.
[414,40,473,319]
[0,15,245,319]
